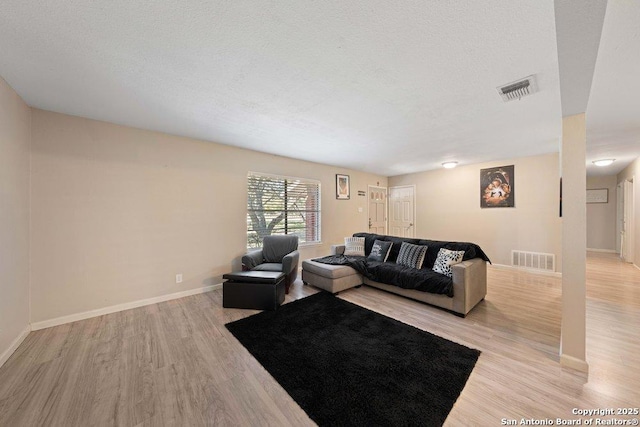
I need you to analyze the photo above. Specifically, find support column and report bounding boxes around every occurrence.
[560,113,588,373]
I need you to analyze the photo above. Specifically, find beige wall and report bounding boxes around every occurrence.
[586,175,617,251]
[617,157,640,267]
[388,152,562,270]
[30,109,386,323]
[0,77,31,363]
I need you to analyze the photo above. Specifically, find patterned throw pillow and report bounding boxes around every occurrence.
[432,248,465,277]
[344,237,365,256]
[367,240,393,262]
[396,242,428,269]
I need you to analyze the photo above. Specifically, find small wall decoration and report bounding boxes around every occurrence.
[336,174,350,200]
[559,178,563,217]
[480,165,515,208]
[586,188,608,203]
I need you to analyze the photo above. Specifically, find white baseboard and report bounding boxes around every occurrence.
[560,353,589,373]
[0,325,32,368]
[31,284,222,331]
[586,248,618,254]
[491,263,562,278]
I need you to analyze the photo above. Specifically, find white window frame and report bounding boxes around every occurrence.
[247,171,321,248]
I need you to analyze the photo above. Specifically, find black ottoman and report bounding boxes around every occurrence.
[222,271,286,311]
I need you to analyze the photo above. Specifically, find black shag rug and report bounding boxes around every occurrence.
[225,292,480,426]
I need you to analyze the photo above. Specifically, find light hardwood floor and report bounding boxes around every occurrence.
[1,252,638,426]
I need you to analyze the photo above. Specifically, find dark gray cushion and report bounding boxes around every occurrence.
[262,235,299,263]
[367,240,393,262]
[253,263,284,272]
[369,262,454,296]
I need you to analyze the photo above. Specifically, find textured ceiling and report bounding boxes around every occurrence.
[554,0,607,118]
[586,0,640,176]
[0,1,635,177]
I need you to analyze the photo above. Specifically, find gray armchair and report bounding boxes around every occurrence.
[242,235,299,294]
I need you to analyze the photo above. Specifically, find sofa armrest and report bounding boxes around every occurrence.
[242,250,263,270]
[331,244,345,255]
[451,258,487,315]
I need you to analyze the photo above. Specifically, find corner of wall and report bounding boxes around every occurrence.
[0,325,31,368]
[0,75,32,367]
[28,106,33,327]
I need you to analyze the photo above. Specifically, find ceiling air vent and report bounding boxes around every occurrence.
[497,75,537,102]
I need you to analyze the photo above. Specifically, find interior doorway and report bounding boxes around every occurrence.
[619,178,635,262]
[616,182,623,254]
[389,185,416,238]
[368,186,387,235]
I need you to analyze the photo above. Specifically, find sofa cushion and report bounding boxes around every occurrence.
[253,263,284,272]
[309,256,454,296]
[368,261,454,296]
[432,248,465,277]
[344,237,365,256]
[302,259,360,279]
[368,240,393,262]
[396,242,428,269]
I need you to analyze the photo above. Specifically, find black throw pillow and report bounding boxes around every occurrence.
[367,240,393,262]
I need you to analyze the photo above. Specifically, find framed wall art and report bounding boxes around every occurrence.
[336,174,350,200]
[480,165,514,208]
[586,188,608,203]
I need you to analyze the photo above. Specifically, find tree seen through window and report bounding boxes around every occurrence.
[247,173,320,248]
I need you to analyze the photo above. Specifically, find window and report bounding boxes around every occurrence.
[247,172,321,248]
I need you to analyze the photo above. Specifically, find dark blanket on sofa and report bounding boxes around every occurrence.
[312,255,455,297]
[353,232,491,268]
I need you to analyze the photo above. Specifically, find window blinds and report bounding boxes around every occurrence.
[247,172,321,248]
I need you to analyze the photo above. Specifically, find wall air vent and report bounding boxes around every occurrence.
[497,75,537,102]
[511,250,555,273]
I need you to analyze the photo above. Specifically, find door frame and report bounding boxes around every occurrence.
[616,182,623,255]
[389,185,416,237]
[367,185,388,235]
[625,178,635,262]
[620,177,635,263]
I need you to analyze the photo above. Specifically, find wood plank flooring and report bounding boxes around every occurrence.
[0,252,638,426]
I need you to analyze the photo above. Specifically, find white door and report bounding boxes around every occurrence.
[617,183,623,255]
[389,186,415,237]
[368,186,387,234]
[621,179,635,262]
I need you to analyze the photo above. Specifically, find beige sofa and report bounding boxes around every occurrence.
[302,242,487,317]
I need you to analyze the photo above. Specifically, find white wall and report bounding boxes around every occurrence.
[0,76,31,366]
[586,175,617,251]
[30,109,386,324]
[388,152,562,270]
[617,158,640,267]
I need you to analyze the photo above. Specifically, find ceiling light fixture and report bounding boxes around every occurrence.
[592,159,615,167]
[442,162,458,169]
